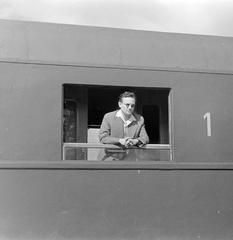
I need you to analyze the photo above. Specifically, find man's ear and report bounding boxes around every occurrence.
[118,101,122,108]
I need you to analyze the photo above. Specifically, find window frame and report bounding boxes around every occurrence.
[62,84,173,162]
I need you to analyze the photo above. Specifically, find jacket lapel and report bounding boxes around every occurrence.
[128,121,138,138]
[114,114,125,136]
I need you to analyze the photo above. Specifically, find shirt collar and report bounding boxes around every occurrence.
[116,110,136,125]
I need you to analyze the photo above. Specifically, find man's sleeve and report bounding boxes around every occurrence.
[99,114,120,144]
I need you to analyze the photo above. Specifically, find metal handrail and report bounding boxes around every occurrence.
[63,143,171,160]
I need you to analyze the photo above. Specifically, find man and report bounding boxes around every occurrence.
[98,91,149,160]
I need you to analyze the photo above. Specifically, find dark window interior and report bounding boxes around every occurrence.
[63,100,77,142]
[88,87,133,128]
[63,100,77,160]
[143,105,160,144]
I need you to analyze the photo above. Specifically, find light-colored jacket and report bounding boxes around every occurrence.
[99,110,149,146]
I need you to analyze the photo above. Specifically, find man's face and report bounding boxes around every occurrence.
[118,97,136,116]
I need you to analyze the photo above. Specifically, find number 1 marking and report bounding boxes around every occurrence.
[204,112,211,137]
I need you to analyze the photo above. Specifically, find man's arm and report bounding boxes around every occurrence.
[135,116,149,146]
[137,123,149,146]
[98,114,120,144]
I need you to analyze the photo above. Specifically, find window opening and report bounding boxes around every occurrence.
[63,85,171,161]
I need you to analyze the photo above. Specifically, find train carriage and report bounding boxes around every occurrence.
[0,19,233,239]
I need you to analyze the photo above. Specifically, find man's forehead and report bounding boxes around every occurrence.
[121,97,135,103]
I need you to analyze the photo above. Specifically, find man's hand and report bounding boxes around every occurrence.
[119,138,130,147]
[119,138,139,147]
[127,138,139,146]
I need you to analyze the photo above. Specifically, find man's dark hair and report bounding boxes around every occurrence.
[119,91,136,102]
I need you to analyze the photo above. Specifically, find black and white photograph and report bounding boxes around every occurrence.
[0,0,233,239]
